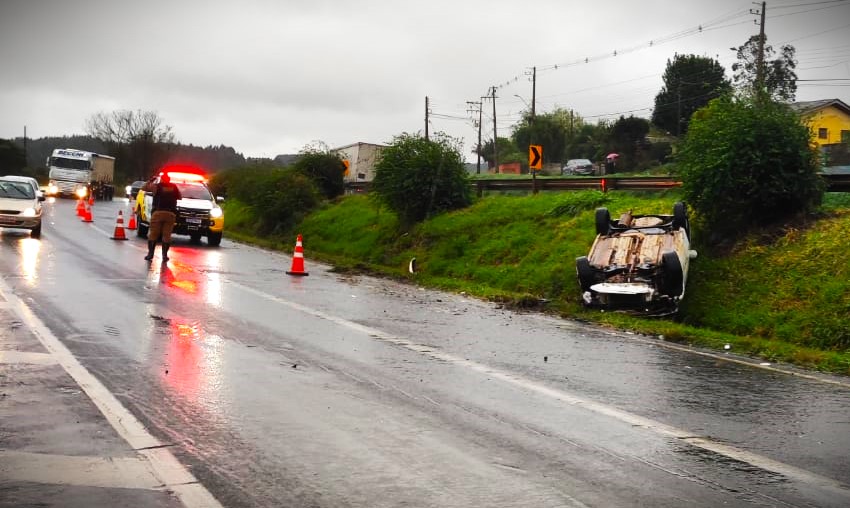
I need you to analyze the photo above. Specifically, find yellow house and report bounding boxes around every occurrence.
[791,98,850,148]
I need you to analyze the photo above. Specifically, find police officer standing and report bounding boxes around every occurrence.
[145,173,182,262]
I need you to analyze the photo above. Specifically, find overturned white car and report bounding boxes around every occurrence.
[575,202,697,315]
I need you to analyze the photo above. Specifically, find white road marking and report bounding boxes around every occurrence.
[0,450,162,489]
[230,280,850,492]
[0,278,223,508]
[0,350,57,365]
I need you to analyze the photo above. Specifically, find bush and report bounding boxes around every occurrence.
[211,163,321,235]
[371,133,471,225]
[292,149,346,199]
[677,95,823,242]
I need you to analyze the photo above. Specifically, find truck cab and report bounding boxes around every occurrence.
[135,167,224,246]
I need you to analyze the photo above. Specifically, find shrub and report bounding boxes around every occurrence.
[212,163,321,235]
[677,95,823,242]
[292,148,346,199]
[371,132,471,226]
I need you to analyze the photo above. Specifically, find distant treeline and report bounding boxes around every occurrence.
[9,135,285,184]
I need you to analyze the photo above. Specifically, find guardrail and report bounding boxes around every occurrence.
[344,174,850,194]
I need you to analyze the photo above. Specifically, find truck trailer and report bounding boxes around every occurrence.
[46,148,116,200]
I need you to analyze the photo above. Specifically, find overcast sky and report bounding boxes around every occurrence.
[1,0,848,161]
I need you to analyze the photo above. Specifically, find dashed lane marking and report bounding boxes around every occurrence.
[230,280,850,493]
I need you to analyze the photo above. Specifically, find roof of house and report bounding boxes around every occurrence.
[790,98,850,116]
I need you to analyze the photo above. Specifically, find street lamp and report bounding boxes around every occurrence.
[514,94,530,109]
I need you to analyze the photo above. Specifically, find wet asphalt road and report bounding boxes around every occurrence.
[2,197,850,507]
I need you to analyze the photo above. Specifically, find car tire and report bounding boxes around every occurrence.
[595,207,611,236]
[660,251,684,297]
[190,233,202,244]
[207,231,222,247]
[576,256,595,292]
[30,222,42,239]
[672,202,690,237]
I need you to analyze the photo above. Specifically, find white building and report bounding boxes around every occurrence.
[331,142,386,182]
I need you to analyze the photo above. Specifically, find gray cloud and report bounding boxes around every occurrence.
[2,0,848,159]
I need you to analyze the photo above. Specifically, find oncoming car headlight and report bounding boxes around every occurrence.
[75,187,87,199]
[21,208,37,217]
[210,207,223,219]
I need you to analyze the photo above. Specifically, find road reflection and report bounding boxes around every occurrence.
[144,248,223,308]
[19,238,41,285]
[158,316,225,403]
[140,247,227,405]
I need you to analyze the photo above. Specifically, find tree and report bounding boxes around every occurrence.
[0,139,27,174]
[609,116,650,171]
[677,95,822,242]
[292,143,346,199]
[86,109,176,181]
[512,108,576,163]
[731,35,797,102]
[372,133,471,225]
[476,137,518,169]
[651,54,731,136]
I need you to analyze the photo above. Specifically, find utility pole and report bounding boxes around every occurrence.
[466,101,483,174]
[486,86,497,173]
[528,67,538,193]
[425,96,429,141]
[753,1,767,94]
[23,125,27,166]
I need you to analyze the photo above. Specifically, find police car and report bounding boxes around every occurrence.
[135,166,224,246]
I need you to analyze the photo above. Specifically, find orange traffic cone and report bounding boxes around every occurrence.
[286,234,309,276]
[127,208,137,230]
[111,210,128,240]
[76,199,86,217]
[82,202,93,223]
[88,195,94,206]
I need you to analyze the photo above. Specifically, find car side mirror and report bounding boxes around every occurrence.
[216,196,225,202]
[38,195,46,202]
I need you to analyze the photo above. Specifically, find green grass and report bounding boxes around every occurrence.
[222,191,850,375]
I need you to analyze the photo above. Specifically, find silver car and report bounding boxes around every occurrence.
[562,159,595,176]
[0,177,45,238]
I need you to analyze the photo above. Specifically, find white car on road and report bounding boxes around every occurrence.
[0,176,45,238]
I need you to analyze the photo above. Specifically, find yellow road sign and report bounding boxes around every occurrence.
[529,145,542,170]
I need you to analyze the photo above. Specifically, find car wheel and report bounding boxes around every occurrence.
[672,202,690,237]
[137,218,148,238]
[190,233,202,244]
[207,231,222,247]
[660,251,684,297]
[576,256,595,292]
[595,207,611,236]
[30,222,42,239]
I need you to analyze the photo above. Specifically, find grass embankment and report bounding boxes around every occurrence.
[223,191,850,375]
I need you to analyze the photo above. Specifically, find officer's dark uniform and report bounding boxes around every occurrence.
[145,174,181,262]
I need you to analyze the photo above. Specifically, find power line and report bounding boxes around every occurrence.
[484,8,751,94]
[772,0,849,9]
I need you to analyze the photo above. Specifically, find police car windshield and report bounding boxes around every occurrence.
[176,182,212,200]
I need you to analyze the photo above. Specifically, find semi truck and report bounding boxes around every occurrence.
[46,148,116,200]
